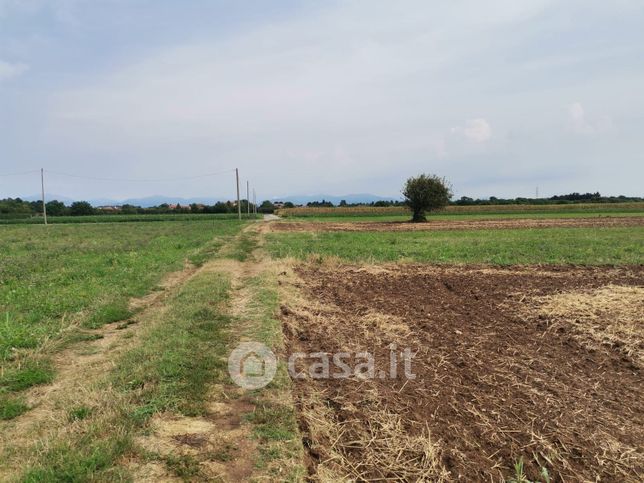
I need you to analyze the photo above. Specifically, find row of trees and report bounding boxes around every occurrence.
[0,199,97,217]
[304,192,643,209]
[0,198,265,217]
[2,189,642,218]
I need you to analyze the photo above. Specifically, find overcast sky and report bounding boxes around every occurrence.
[1,0,643,201]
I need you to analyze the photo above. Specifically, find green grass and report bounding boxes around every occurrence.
[19,268,235,481]
[0,396,29,420]
[113,271,233,418]
[278,202,644,219]
[22,437,132,482]
[0,220,244,400]
[0,360,54,391]
[285,211,644,223]
[266,227,644,265]
[0,213,260,225]
[67,406,93,422]
[306,211,644,222]
[0,221,242,357]
[238,273,305,479]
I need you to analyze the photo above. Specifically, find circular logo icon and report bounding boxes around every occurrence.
[228,341,277,390]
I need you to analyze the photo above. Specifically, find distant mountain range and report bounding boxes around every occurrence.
[20,193,400,207]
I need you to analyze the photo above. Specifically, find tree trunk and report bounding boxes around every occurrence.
[411,209,426,223]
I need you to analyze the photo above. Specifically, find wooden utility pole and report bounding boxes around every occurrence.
[235,168,241,220]
[41,168,48,225]
[253,189,257,215]
[246,180,250,216]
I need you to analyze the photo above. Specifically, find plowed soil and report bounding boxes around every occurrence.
[271,216,644,232]
[279,264,644,481]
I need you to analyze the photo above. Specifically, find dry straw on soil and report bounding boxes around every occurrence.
[529,284,644,365]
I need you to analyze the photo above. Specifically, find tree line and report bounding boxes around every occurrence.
[307,192,644,208]
[1,191,642,218]
[0,198,265,217]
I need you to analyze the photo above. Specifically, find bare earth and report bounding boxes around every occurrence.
[279,263,644,481]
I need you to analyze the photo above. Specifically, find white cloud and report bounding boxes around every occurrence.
[0,60,28,82]
[568,102,613,134]
[463,119,492,142]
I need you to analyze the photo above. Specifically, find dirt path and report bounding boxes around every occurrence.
[0,224,298,482]
[129,257,262,482]
[269,215,644,232]
[127,225,304,481]
[0,260,201,479]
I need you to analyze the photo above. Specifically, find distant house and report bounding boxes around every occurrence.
[98,206,119,212]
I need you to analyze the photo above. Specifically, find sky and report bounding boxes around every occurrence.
[1,0,643,202]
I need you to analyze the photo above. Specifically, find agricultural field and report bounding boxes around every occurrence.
[276,201,644,219]
[1,210,643,481]
[0,213,259,225]
[265,210,644,481]
[0,220,304,481]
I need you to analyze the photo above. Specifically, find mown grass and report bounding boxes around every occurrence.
[266,227,644,265]
[240,273,306,480]
[19,268,234,481]
[113,271,233,418]
[0,213,260,225]
[285,211,644,223]
[0,395,28,420]
[0,221,242,356]
[0,220,243,403]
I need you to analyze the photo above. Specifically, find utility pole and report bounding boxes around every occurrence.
[235,168,241,220]
[246,180,250,216]
[41,168,48,225]
[253,189,257,216]
[536,186,539,199]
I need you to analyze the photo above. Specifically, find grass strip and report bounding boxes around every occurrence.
[266,227,644,265]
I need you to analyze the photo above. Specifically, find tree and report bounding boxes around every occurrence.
[120,204,139,215]
[70,201,95,216]
[258,200,275,214]
[45,200,67,216]
[402,174,452,222]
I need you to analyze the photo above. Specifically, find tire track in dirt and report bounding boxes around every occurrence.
[129,257,262,482]
[0,260,204,479]
[129,224,301,482]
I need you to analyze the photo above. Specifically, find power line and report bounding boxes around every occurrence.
[44,168,236,183]
[0,169,40,177]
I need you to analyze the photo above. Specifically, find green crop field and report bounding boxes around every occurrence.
[266,227,644,265]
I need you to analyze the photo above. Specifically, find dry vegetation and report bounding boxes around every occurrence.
[526,284,644,365]
[278,261,644,481]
